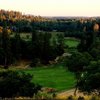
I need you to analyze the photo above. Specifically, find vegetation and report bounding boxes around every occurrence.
[0,9,100,33]
[78,60,100,95]
[64,38,80,48]
[66,34,100,96]
[19,66,75,91]
[0,70,41,98]
[0,29,65,67]
[0,9,100,98]
[66,51,92,95]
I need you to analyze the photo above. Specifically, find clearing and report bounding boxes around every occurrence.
[19,66,75,91]
[64,37,80,48]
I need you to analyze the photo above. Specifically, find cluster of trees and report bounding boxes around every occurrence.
[0,9,100,35]
[0,70,41,98]
[0,9,100,98]
[0,25,64,68]
[66,30,100,95]
[31,30,64,65]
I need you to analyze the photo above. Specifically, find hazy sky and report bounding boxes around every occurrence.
[0,0,100,16]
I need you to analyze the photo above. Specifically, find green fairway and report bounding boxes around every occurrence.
[20,66,75,91]
[64,38,80,48]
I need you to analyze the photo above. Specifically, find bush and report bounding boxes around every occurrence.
[30,58,41,67]
[34,91,54,99]
[67,95,74,100]
[78,96,85,100]
[0,70,41,98]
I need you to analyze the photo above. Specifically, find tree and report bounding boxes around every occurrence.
[77,60,100,95]
[90,48,100,60]
[66,52,92,95]
[56,33,64,56]
[1,26,12,69]
[31,31,53,65]
[40,32,51,63]
[77,32,95,52]
[31,31,65,66]
[89,37,100,60]
[11,32,21,60]
[0,70,41,98]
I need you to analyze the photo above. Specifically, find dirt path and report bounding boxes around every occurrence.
[57,89,84,99]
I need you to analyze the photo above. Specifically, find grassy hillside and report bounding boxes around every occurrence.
[19,66,75,91]
[64,38,80,48]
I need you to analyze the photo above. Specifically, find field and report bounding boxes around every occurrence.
[12,35,78,91]
[64,38,80,48]
[10,33,78,91]
[19,66,75,91]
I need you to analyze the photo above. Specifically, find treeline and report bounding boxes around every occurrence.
[0,9,100,35]
[0,9,100,68]
[0,9,100,98]
[66,28,100,95]
[0,25,64,68]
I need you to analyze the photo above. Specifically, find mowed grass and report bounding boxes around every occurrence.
[20,66,75,91]
[64,38,80,48]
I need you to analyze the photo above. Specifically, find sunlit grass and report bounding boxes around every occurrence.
[64,38,80,48]
[19,66,75,91]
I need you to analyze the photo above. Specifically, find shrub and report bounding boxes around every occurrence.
[0,70,41,98]
[90,96,98,100]
[78,96,85,100]
[67,95,74,100]
[34,91,53,100]
[30,58,41,67]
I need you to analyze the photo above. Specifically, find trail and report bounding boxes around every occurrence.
[57,89,84,99]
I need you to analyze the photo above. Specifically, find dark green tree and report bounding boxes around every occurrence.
[66,52,92,95]
[77,60,100,95]
[41,32,52,64]
[0,70,41,98]
[1,27,12,69]
[11,32,21,60]
[31,30,41,65]
[78,32,95,52]
[89,37,100,60]
[56,33,64,56]
[31,31,52,65]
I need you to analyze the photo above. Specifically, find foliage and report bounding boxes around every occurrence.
[0,27,13,68]
[77,60,100,95]
[77,32,95,52]
[0,70,41,98]
[78,96,85,100]
[66,51,92,95]
[31,31,64,65]
[89,37,100,60]
[34,91,55,100]
[10,33,21,60]
[1,9,99,34]
[20,66,75,91]
[66,51,92,74]
[67,95,74,100]
[0,29,65,67]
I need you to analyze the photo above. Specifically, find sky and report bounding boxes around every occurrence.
[0,0,100,16]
